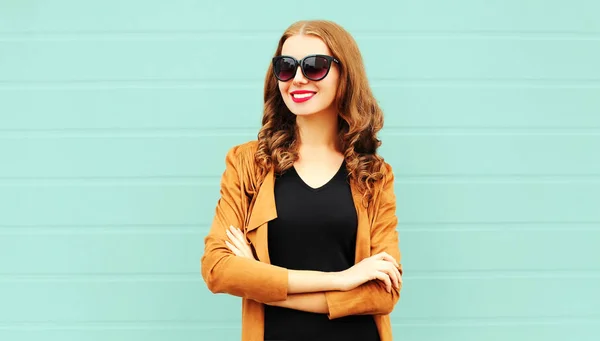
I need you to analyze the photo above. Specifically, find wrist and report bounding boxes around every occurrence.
[329,271,344,291]
[265,299,286,308]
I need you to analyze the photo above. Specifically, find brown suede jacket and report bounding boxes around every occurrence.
[201,140,403,341]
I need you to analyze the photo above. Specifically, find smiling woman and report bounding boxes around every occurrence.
[201,20,403,341]
[274,37,340,117]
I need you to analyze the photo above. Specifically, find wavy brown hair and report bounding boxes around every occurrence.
[255,20,386,207]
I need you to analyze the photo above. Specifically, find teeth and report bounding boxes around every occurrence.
[292,93,315,99]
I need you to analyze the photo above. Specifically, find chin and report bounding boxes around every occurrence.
[286,103,328,117]
[290,109,320,116]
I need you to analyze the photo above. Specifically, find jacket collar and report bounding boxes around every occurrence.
[246,166,277,232]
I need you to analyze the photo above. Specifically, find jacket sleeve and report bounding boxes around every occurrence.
[201,144,289,303]
[325,162,403,319]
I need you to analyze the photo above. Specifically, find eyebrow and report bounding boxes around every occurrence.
[281,53,330,58]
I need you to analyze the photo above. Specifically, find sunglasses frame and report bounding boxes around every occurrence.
[272,54,340,82]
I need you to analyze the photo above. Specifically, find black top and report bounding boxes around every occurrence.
[263,161,380,341]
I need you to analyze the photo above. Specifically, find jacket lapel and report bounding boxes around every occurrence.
[245,166,277,263]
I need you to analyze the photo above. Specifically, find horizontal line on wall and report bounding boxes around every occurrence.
[0,316,599,330]
[0,222,598,234]
[2,30,600,41]
[2,127,600,138]
[0,227,597,235]
[2,78,600,90]
[0,270,599,282]
[0,224,201,233]
[392,316,600,327]
[0,128,259,138]
[2,175,600,186]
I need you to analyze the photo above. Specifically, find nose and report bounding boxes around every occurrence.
[292,65,308,85]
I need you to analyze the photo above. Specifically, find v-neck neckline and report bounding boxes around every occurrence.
[291,160,346,192]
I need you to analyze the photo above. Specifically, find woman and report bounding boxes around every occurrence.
[201,20,403,341]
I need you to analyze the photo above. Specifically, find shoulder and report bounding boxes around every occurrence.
[223,140,259,174]
[377,158,395,185]
[224,140,258,161]
[374,159,396,202]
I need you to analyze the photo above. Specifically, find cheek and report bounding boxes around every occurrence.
[278,81,289,96]
[321,69,339,94]
[317,83,338,109]
[321,78,338,100]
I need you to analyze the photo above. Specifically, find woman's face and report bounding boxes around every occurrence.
[278,34,340,117]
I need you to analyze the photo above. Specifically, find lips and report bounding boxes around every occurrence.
[290,90,316,103]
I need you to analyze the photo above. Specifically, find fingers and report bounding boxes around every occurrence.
[225,232,247,258]
[229,225,247,243]
[387,260,402,288]
[225,240,241,256]
[373,252,399,267]
[226,226,251,258]
[371,251,402,285]
[375,260,400,290]
[391,263,402,288]
[226,226,250,257]
[373,270,392,293]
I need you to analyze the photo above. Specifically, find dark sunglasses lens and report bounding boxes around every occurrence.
[303,56,330,80]
[274,57,297,80]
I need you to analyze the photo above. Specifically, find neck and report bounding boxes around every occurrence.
[295,109,340,152]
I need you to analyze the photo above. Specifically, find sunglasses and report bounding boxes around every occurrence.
[272,54,340,82]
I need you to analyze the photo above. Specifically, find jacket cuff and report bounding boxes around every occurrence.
[325,280,398,319]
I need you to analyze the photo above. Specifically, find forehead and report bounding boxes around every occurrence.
[281,34,331,59]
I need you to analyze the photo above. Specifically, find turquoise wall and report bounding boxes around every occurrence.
[1,1,599,340]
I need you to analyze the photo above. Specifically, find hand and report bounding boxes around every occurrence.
[336,252,402,293]
[225,225,256,260]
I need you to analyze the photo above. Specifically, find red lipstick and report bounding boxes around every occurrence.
[290,90,316,103]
